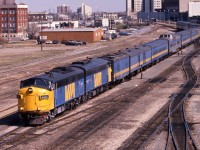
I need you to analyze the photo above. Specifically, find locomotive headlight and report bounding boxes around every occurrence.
[19,107,24,110]
[39,95,49,100]
[17,94,23,100]
[27,88,33,93]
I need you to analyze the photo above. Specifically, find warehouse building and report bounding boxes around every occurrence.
[40,28,103,43]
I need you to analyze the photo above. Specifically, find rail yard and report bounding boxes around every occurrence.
[0,24,200,150]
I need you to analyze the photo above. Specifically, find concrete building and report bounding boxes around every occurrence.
[57,4,71,15]
[102,12,119,20]
[162,0,200,12]
[162,0,179,12]
[162,0,200,21]
[94,18,109,28]
[142,0,154,12]
[0,0,15,5]
[29,20,78,29]
[126,0,133,16]
[0,1,28,38]
[40,28,103,43]
[153,0,162,11]
[126,0,162,17]
[180,0,200,12]
[29,12,52,22]
[134,0,142,12]
[77,3,92,19]
[127,0,162,13]
[188,1,200,17]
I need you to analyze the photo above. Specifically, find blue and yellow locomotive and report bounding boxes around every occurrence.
[18,58,112,124]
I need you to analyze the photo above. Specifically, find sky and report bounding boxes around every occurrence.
[16,0,125,13]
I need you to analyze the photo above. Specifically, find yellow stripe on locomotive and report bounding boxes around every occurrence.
[94,72,102,87]
[108,67,112,82]
[17,87,54,113]
[65,82,75,101]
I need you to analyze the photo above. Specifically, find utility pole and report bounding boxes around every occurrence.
[7,9,10,43]
[93,12,95,27]
[40,17,43,51]
[83,4,86,27]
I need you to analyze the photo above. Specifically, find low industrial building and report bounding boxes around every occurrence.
[40,28,103,43]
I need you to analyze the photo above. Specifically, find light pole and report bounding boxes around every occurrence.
[139,11,142,23]
[156,11,157,20]
[173,10,175,22]
[168,9,170,21]
[164,10,165,22]
[159,10,161,21]
[181,12,183,21]
[40,18,43,51]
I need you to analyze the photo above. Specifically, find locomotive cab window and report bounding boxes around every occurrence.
[20,78,51,90]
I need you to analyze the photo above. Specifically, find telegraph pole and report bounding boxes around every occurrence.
[84,4,86,27]
[40,18,43,51]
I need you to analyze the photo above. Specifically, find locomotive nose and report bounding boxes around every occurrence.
[18,88,39,112]
[24,95,38,111]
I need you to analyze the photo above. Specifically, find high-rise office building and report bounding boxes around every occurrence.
[0,0,15,5]
[162,0,179,12]
[134,0,142,12]
[126,0,162,16]
[162,0,200,21]
[77,3,92,19]
[126,0,133,16]
[154,0,162,10]
[142,0,154,12]
[57,4,71,15]
[163,0,200,12]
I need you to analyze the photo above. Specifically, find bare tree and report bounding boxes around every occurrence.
[28,22,40,39]
[0,37,8,45]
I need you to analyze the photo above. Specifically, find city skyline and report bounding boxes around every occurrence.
[16,0,125,13]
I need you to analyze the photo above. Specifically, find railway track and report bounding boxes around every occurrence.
[165,51,199,150]
[0,105,17,119]
[118,46,200,150]
[166,94,198,150]
[0,45,178,149]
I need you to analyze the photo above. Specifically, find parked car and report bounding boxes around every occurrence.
[38,40,46,44]
[65,40,78,46]
[119,32,131,36]
[61,40,68,44]
[45,40,52,44]
[111,33,118,39]
[82,41,87,45]
[76,40,87,45]
[76,41,83,45]
[20,37,29,41]
[53,40,59,44]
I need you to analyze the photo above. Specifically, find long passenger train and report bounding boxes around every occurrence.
[17,28,200,124]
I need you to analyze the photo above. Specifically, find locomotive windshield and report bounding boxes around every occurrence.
[20,78,51,89]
